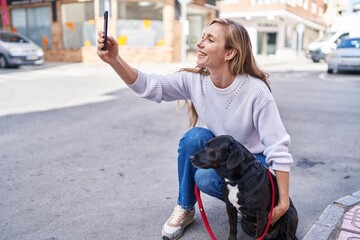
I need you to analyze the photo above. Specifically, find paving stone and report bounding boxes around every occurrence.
[303,191,360,240]
[336,195,360,207]
[337,230,360,240]
[302,223,334,240]
[319,205,345,227]
[340,204,360,234]
[352,190,360,198]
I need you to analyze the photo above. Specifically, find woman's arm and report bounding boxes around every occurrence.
[97,31,138,85]
[271,170,290,224]
[252,93,292,223]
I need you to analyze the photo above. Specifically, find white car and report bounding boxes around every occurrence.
[327,37,360,74]
[0,31,44,68]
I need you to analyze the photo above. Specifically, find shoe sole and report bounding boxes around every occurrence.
[162,218,195,240]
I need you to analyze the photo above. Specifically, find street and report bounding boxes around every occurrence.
[0,61,360,240]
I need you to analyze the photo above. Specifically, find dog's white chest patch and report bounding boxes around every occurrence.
[225,179,241,210]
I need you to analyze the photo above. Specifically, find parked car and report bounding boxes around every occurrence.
[326,37,360,74]
[0,31,44,68]
[307,30,349,63]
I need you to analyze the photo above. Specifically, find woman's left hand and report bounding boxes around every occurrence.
[270,200,290,224]
[270,170,290,224]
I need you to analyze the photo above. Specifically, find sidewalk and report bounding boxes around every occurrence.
[303,191,360,240]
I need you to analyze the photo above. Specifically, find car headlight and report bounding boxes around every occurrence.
[36,47,44,57]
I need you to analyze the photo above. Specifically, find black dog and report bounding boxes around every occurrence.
[190,135,298,240]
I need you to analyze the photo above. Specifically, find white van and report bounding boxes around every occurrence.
[306,30,349,62]
[307,12,360,63]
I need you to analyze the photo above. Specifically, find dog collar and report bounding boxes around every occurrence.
[226,160,262,185]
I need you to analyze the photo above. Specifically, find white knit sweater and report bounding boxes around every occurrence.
[129,70,293,172]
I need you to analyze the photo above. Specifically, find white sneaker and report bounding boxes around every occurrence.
[161,205,195,240]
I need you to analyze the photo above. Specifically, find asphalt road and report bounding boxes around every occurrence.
[0,61,359,240]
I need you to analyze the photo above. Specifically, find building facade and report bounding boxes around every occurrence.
[1,0,217,63]
[218,0,327,58]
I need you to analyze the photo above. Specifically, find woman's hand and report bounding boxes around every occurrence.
[270,170,290,224]
[270,199,290,224]
[97,31,119,64]
[96,31,138,85]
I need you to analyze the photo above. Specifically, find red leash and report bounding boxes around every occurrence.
[194,169,275,240]
[194,184,217,240]
[257,169,275,240]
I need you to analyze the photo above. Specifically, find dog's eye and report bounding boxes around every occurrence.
[206,147,214,153]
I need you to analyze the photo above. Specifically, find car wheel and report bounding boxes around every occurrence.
[327,68,334,74]
[0,55,8,68]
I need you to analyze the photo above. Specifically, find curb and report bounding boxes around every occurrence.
[303,190,360,240]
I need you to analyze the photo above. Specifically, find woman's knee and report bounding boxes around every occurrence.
[179,127,214,150]
[194,169,223,194]
[194,170,209,191]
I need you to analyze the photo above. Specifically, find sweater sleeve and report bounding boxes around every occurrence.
[253,96,293,172]
[128,70,192,102]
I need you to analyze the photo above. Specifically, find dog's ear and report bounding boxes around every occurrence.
[226,142,244,169]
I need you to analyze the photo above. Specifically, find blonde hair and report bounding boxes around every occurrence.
[181,18,270,127]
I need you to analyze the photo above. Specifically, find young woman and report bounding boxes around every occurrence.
[97,18,293,240]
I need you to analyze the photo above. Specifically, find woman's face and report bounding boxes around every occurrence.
[196,23,228,69]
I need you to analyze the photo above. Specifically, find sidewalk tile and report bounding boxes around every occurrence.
[336,195,360,206]
[337,230,360,240]
[340,204,360,234]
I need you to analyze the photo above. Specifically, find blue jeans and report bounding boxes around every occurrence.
[177,127,267,210]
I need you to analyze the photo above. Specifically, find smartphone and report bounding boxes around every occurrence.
[102,11,108,50]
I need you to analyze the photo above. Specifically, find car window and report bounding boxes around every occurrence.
[0,33,29,43]
[335,33,350,45]
[338,38,360,49]
[315,32,336,42]
[339,33,349,41]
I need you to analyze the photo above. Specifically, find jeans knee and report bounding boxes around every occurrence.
[194,170,208,191]
[179,127,214,152]
[194,169,224,200]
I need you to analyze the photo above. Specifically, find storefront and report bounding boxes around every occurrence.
[1,0,217,63]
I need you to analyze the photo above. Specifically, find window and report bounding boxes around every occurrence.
[0,32,29,42]
[118,1,163,20]
[337,33,350,43]
[338,38,360,49]
[303,0,309,9]
[117,1,164,47]
[311,2,317,14]
[61,1,95,49]
[11,7,52,49]
[287,0,296,7]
